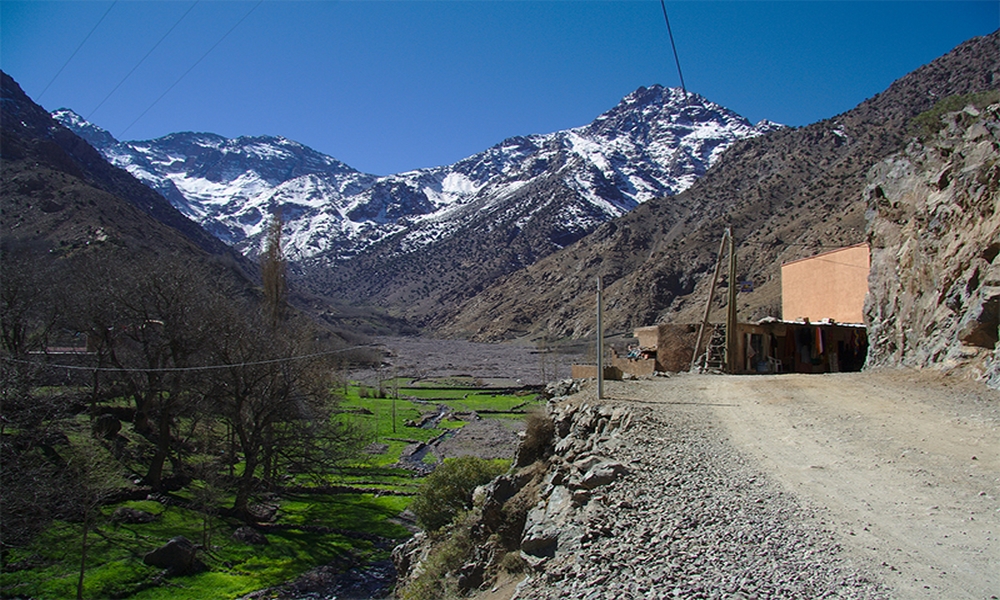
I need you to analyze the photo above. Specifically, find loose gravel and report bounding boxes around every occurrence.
[513,388,888,600]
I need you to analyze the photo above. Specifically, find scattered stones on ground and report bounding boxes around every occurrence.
[397,379,890,600]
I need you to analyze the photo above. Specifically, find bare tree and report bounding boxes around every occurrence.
[206,306,360,519]
[61,434,126,600]
[0,241,59,357]
[66,253,223,490]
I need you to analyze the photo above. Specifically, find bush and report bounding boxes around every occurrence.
[910,90,1000,140]
[498,550,526,574]
[409,456,507,531]
[515,408,554,467]
[397,522,473,600]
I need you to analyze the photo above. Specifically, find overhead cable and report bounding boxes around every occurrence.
[38,1,118,101]
[87,1,200,121]
[659,0,687,103]
[3,344,376,374]
[119,0,263,138]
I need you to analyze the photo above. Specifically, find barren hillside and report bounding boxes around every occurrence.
[439,31,999,343]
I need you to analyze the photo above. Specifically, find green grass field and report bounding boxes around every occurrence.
[1,379,538,600]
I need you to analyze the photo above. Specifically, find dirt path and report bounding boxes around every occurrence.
[609,370,999,599]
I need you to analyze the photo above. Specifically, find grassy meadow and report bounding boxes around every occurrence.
[0,379,540,599]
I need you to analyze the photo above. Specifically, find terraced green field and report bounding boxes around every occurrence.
[1,379,539,599]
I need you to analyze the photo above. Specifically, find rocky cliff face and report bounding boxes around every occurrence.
[865,98,1000,386]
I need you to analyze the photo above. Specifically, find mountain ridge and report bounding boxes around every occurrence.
[56,87,774,243]
[439,30,999,341]
[55,86,779,324]
[3,72,233,259]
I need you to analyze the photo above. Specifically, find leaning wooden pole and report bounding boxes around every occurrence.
[597,275,605,399]
[691,228,730,372]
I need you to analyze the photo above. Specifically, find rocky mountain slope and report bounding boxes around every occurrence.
[1,71,234,261]
[51,109,377,251]
[441,31,999,342]
[54,88,778,318]
[865,94,1000,383]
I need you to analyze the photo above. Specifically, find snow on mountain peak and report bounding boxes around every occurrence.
[54,86,782,264]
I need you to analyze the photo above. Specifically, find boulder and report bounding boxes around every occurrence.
[111,507,156,524]
[580,461,630,490]
[521,486,574,557]
[142,536,206,575]
[232,526,269,545]
[457,561,485,591]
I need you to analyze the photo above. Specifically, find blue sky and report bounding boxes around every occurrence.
[2,1,996,176]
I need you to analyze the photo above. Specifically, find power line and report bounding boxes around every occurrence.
[87,1,200,121]
[37,1,118,101]
[740,240,867,250]
[659,0,687,102]
[119,0,263,138]
[3,344,376,374]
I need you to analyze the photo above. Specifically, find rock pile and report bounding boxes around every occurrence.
[865,99,1000,387]
[543,378,583,400]
[395,382,886,599]
[511,402,886,600]
[518,400,632,563]
[392,393,633,596]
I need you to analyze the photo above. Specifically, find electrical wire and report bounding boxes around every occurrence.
[37,1,118,101]
[119,0,263,138]
[740,240,867,250]
[2,344,377,374]
[87,1,199,121]
[659,0,687,102]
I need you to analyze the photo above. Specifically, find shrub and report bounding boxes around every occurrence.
[397,522,473,600]
[498,550,526,574]
[515,408,554,467]
[409,456,507,532]
[910,90,1000,140]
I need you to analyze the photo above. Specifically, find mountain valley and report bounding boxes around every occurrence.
[55,86,779,324]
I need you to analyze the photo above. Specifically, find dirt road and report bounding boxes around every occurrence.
[610,370,999,599]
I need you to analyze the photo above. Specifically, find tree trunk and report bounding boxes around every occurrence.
[77,502,89,600]
[261,426,275,490]
[145,403,171,489]
[233,451,258,519]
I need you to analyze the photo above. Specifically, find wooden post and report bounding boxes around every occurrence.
[725,232,738,373]
[597,275,605,399]
[691,228,730,371]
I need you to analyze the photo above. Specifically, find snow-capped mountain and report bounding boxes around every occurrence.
[54,86,779,268]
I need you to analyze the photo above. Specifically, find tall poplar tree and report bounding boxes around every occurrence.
[261,211,287,329]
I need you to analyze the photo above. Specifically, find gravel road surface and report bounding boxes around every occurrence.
[498,370,998,600]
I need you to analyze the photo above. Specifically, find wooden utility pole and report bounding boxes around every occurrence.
[597,275,605,399]
[725,232,739,373]
[691,228,731,372]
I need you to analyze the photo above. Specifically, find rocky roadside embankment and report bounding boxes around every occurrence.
[865,98,1000,386]
[395,379,887,599]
